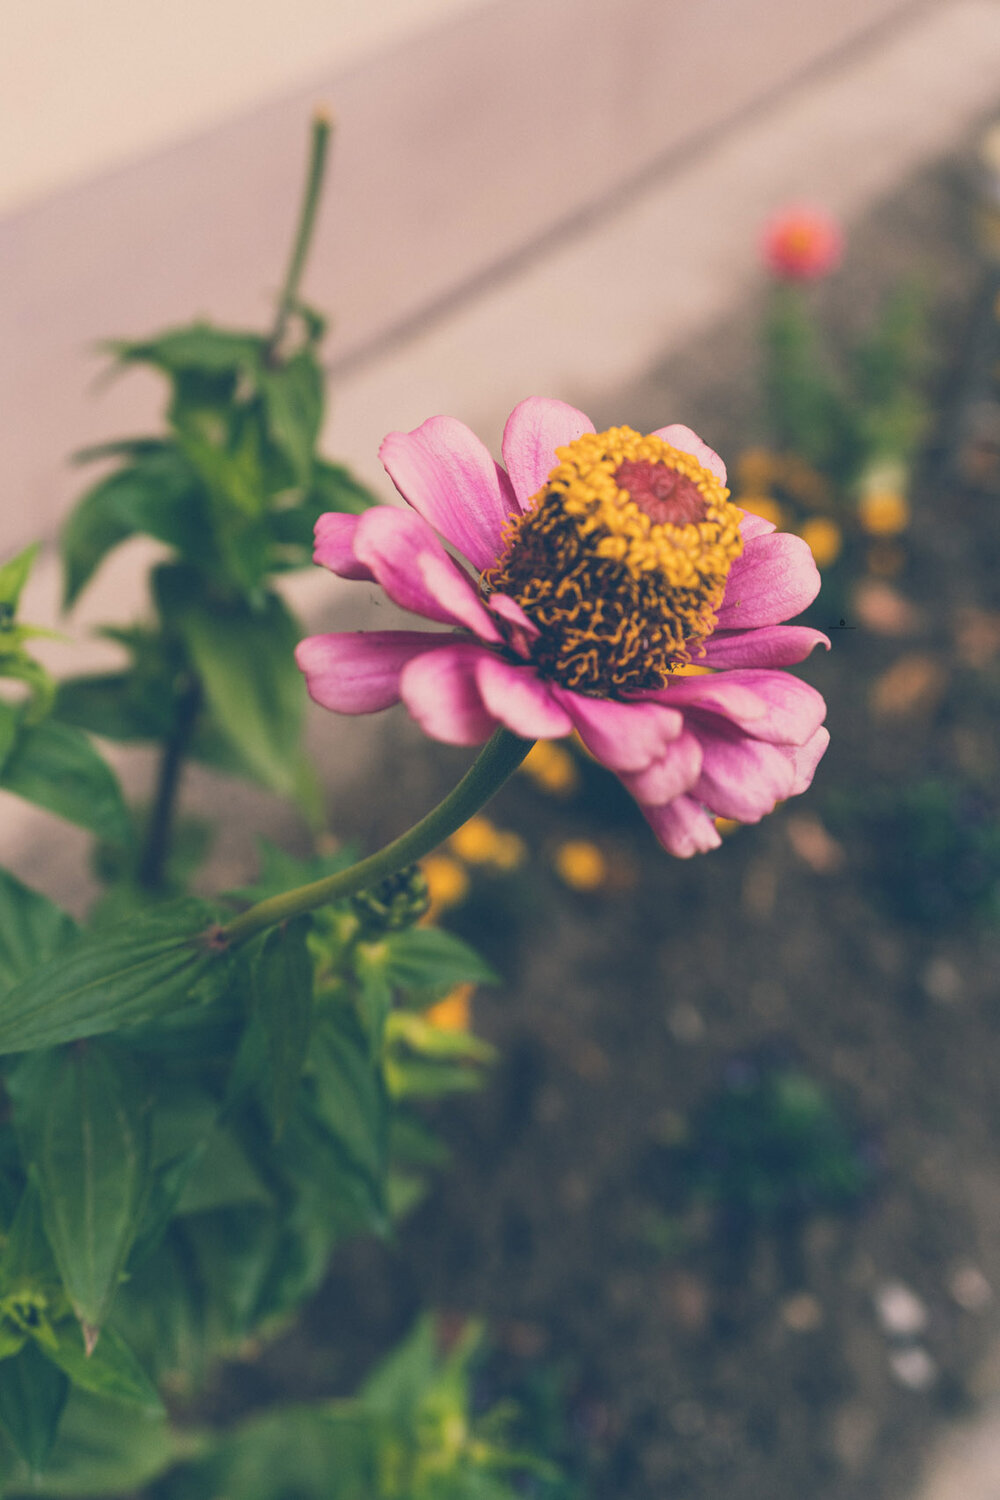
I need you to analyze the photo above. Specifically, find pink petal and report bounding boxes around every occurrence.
[398,642,498,746]
[295,631,442,714]
[353,508,500,641]
[501,397,596,510]
[715,532,821,629]
[379,417,518,571]
[643,795,723,858]
[738,509,776,539]
[699,624,830,669]
[692,725,801,822]
[786,725,830,794]
[416,552,503,642]
[658,669,827,746]
[313,512,375,581]
[474,655,573,739]
[556,689,682,773]
[620,730,703,806]
[487,594,538,636]
[652,424,727,485]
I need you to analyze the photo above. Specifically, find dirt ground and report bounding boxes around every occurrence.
[196,133,1000,1500]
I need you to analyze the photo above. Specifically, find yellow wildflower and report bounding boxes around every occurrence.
[799,515,842,569]
[425,984,473,1032]
[449,816,526,871]
[737,448,778,490]
[738,494,786,530]
[553,840,608,891]
[520,739,580,797]
[421,854,470,917]
[714,817,741,836]
[858,489,910,536]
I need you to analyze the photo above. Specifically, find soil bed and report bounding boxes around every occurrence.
[196,130,1000,1500]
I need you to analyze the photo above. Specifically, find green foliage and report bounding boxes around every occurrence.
[764,287,857,480]
[0,1391,180,1496]
[154,1316,566,1500]
[668,1057,873,1226]
[762,276,929,492]
[0,900,218,1053]
[0,119,544,1500]
[61,306,379,614]
[0,1341,69,1472]
[8,1047,153,1337]
[0,871,78,993]
[0,545,58,723]
[826,777,1000,927]
[0,708,132,847]
[249,917,315,1134]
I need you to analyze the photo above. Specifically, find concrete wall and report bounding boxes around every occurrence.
[2,0,919,555]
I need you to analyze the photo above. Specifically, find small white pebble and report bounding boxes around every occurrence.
[889,1346,937,1391]
[781,1292,824,1332]
[921,956,963,1005]
[667,1001,704,1043]
[875,1281,929,1338]
[949,1264,993,1312]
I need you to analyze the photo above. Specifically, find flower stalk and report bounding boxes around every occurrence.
[268,108,333,357]
[218,727,533,947]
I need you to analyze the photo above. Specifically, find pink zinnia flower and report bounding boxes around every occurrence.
[296,399,830,857]
[762,206,843,281]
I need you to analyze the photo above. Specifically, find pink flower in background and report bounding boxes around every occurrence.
[296,398,830,857]
[762,205,843,281]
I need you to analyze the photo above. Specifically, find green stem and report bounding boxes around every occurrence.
[138,677,202,890]
[219,728,533,948]
[268,110,333,355]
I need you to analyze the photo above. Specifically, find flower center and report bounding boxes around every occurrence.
[484,427,743,695]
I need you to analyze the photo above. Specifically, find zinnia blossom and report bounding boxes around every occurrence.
[762,206,843,281]
[296,398,830,857]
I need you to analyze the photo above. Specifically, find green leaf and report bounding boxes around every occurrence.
[71,437,170,466]
[45,1322,161,1412]
[161,1404,379,1500]
[228,837,354,905]
[266,460,377,569]
[54,672,174,743]
[260,351,324,484]
[387,1012,494,1063]
[61,449,206,606]
[308,1010,389,1214]
[252,917,314,1134]
[378,927,501,996]
[172,590,305,801]
[175,1128,270,1216]
[0,871,78,996]
[360,1312,438,1414]
[108,323,263,377]
[9,1046,153,1335]
[0,704,132,846]
[0,653,57,724]
[0,1388,179,1496]
[0,1170,61,1294]
[0,898,217,1054]
[0,546,39,611]
[0,1341,69,1472]
[311,459,379,515]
